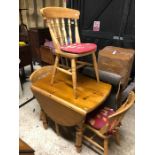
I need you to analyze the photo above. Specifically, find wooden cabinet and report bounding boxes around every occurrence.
[28,27,51,63]
[19,45,33,69]
[19,44,33,79]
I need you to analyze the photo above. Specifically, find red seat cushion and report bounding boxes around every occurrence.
[60,43,97,54]
[87,107,115,130]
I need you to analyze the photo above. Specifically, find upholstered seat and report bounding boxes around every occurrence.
[87,107,115,130]
[60,43,97,54]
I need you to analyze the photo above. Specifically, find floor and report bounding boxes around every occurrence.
[19,65,135,155]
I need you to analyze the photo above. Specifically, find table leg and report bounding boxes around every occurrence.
[40,109,48,129]
[75,123,84,153]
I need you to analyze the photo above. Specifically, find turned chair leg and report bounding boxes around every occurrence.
[92,52,100,82]
[71,58,77,98]
[51,55,60,84]
[103,138,109,155]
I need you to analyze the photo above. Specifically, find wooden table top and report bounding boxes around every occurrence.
[31,66,112,115]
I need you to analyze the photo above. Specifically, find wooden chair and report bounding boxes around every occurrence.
[83,91,135,155]
[40,7,99,98]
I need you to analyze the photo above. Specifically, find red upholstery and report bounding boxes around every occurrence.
[60,43,97,54]
[87,107,115,130]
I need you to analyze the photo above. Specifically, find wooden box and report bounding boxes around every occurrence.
[98,46,134,89]
[40,46,55,65]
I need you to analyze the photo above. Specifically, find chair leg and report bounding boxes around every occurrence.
[51,55,60,84]
[103,138,109,155]
[71,58,77,98]
[92,52,100,82]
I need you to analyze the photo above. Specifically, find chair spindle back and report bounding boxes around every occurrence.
[108,91,135,131]
[40,7,81,51]
[100,91,135,133]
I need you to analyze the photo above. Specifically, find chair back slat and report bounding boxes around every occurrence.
[50,19,57,37]
[75,19,81,43]
[61,18,68,45]
[40,7,81,49]
[55,19,64,45]
[47,19,60,50]
[67,19,72,44]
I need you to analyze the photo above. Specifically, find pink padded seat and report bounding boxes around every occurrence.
[60,43,97,54]
[87,107,115,130]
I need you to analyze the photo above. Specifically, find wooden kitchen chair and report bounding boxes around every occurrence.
[84,91,135,155]
[40,7,99,98]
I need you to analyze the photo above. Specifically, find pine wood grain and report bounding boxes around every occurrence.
[40,7,80,19]
[31,66,111,114]
[30,66,111,153]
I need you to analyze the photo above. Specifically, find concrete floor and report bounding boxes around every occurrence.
[19,65,135,155]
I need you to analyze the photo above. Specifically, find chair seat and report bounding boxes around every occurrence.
[87,107,115,130]
[60,43,97,54]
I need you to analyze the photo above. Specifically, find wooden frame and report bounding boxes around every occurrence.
[30,66,112,153]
